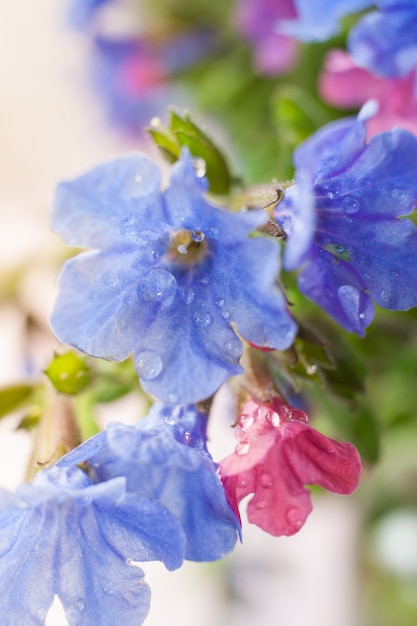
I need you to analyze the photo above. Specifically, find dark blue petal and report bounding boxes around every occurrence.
[281,0,373,42]
[298,249,374,335]
[349,6,417,80]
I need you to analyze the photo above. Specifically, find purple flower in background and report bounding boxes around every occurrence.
[0,465,185,625]
[92,31,215,133]
[274,103,417,335]
[235,0,299,75]
[92,37,169,134]
[319,50,417,139]
[51,149,296,403]
[349,1,417,93]
[66,0,111,28]
[280,0,373,42]
[59,403,241,562]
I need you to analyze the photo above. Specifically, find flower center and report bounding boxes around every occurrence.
[168,229,208,264]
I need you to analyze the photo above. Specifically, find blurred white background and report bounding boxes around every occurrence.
[0,2,362,625]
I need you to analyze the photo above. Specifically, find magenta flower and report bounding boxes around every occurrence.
[219,397,361,536]
[319,49,417,138]
[235,0,299,75]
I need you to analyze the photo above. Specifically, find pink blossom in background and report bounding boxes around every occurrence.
[319,49,417,138]
[235,0,299,75]
[220,397,361,537]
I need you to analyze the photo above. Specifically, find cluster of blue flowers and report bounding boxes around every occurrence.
[2,1,417,624]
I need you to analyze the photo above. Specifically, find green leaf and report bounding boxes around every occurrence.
[45,352,92,395]
[0,384,36,419]
[147,125,180,163]
[172,111,233,194]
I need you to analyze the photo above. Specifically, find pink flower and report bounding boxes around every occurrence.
[319,49,417,138]
[235,0,299,76]
[219,397,361,536]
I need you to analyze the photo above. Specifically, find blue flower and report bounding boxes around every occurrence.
[349,1,417,93]
[66,0,111,28]
[280,0,373,42]
[274,102,417,335]
[59,403,241,562]
[51,149,296,403]
[0,465,185,625]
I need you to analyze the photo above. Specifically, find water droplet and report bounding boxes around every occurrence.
[260,473,273,488]
[193,310,213,328]
[177,244,187,255]
[193,158,206,178]
[255,500,266,510]
[335,244,345,254]
[240,415,254,430]
[183,431,192,444]
[215,298,225,307]
[137,269,177,302]
[221,309,230,320]
[390,188,406,200]
[235,442,250,456]
[136,351,163,380]
[179,286,194,304]
[102,271,119,287]
[225,340,242,359]
[164,415,176,425]
[359,312,365,320]
[343,195,360,214]
[286,507,303,529]
[306,364,317,375]
[266,410,280,427]
[238,478,247,488]
[191,230,205,243]
[73,599,85,612]
[150,116,161,128]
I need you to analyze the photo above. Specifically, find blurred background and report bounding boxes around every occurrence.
[1,1,417,624]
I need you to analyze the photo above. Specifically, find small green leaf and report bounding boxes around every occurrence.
[169,111,232,195]
[147,125,181,163]
[0,384,36,419]
[45,352,92,395]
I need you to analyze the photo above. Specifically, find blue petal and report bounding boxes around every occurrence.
[298,249,375,335]
[52,155,163,248]
[0,466,187,625]
[280,0,373,42]
[65,407,241,562]
[349,6,417,81]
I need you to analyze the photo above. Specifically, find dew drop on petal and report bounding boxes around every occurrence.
[137,269,177,302]
[136,351,163,380]
[225,339,242,360]
[286,507,303,529]
[179,286,194,304]
[240,415,254,431]
[193,158,206,178]
[238,478,247,488]
[255,500,266,510]
[168,393,178,403]
[343,196,360,214]
[164,415,176,425]
[221,309,230,320]
[215,298,225,307]
[266,410,280,427]
[191,230,205,243]
[193,310,213,328]
[260,473,273,488]
[235,442,250,456]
